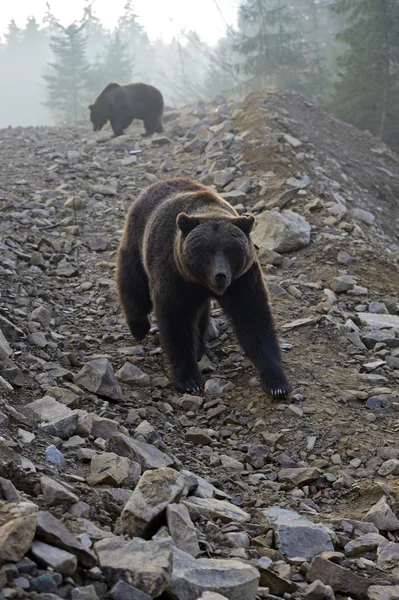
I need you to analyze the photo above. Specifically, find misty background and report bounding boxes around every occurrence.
[0,1,398,152]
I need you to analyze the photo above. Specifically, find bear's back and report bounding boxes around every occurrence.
[121,83,164,118]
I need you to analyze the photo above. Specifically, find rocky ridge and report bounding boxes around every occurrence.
[0,88,399,600]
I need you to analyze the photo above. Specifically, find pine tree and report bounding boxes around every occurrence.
[235,0,307,93]
[43,23,91,123]
[206,32,244,98]
[89,32,133,94]
[331,0,399,150]
[83,1,109,62]
[117,1,152,81]
[289,0,333,104]
[0,18,50,127]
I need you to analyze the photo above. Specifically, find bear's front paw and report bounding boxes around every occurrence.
[174,371,204,394]
[260,369,291,400]
[128,318,151,341]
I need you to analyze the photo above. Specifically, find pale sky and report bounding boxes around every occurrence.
[0,0,240,45]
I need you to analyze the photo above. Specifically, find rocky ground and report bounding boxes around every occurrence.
[0,88,399,600]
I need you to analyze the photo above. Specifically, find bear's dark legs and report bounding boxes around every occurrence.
[110,116,133,137]
[197,300,211,361]
[110,118,125,137]
[116,245,152,341]
[143,115,162,137]
[218,264,290,399]
[153,293,204,393]
[155,121,164,134]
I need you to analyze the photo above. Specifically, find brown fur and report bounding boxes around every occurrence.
[89,82,164,137]
[116,177,290,397]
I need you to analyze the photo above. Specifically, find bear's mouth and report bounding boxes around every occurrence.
[209,277,231,296]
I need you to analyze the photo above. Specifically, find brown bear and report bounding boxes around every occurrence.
[88,82,164,138]
[116,177,290,398]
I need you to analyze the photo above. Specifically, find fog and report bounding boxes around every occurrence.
[0,1,398,153]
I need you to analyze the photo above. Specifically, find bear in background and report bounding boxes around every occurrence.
[89,82,164,138]
[116,177,290,399]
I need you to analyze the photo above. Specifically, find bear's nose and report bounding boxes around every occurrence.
[215,271,227,283]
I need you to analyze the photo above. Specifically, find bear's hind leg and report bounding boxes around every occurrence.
[116,244,152,341]
[155,120,164,134]
[142,115,160,137]
[154,292,204,393]
[218,264,290,399]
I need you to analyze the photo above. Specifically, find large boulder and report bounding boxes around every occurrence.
[252,210,311,253]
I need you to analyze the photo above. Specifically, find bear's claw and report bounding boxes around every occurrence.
[260,372,291,400]
[175,375,204,394]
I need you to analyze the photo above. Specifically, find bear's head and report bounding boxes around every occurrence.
[176,213,256,295]
[88,102,108,131]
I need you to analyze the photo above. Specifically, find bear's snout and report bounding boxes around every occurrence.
[215,271,227,283]
[211,259,231,295]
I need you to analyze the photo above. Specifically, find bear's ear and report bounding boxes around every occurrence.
[176,213,200,235]
[232,215,255,234]
[88,104,94,110]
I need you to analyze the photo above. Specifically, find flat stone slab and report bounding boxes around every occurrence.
[168,548,259,600]
[357,313,399,331]
[264,508,334,559]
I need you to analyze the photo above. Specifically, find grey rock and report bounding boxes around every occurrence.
[0,330,13,360]
[344,532,386,557]
[213,169,235,188]
[116,363,150,387]
[89,182,117,196]
[258,558,297,595]
[76,518,116,542]
[105,433,174,470]
[166,503,200,557]
[88,452,141,487]
[30,306,52,328]
[307,556,371,599]
[305,580,336,599]
[31,540,77,576]
[368,585,399,600]
[277,467,321,486]
[121,467,185,537]
[377,542,399,567]
[110,581,152,600]
[284,134,302,147]
[94,536,172,597]
[90,414,119,439]
[197,594,229,600]
[182,497,249,523]
[352,208,375,225]
[0,514,37,563]
[26,395,72,422]
[74,358,123,400]
[71,585,99,600]
[264,508,333,559]
[168,547,259,600]
[179,394,204,412]
[29,573,58,593]
[57,261,78,277]
[41,412,78,440]
[40,475,79,506]
[357,313,399,332]
[363,496,399,531]
[35,511,97,568]
[46,444,66,467]
[378,459,399,476]
[185,427,213,446]
[330,275,356,293]
[252,209,311,253]
[245,444,270,469]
